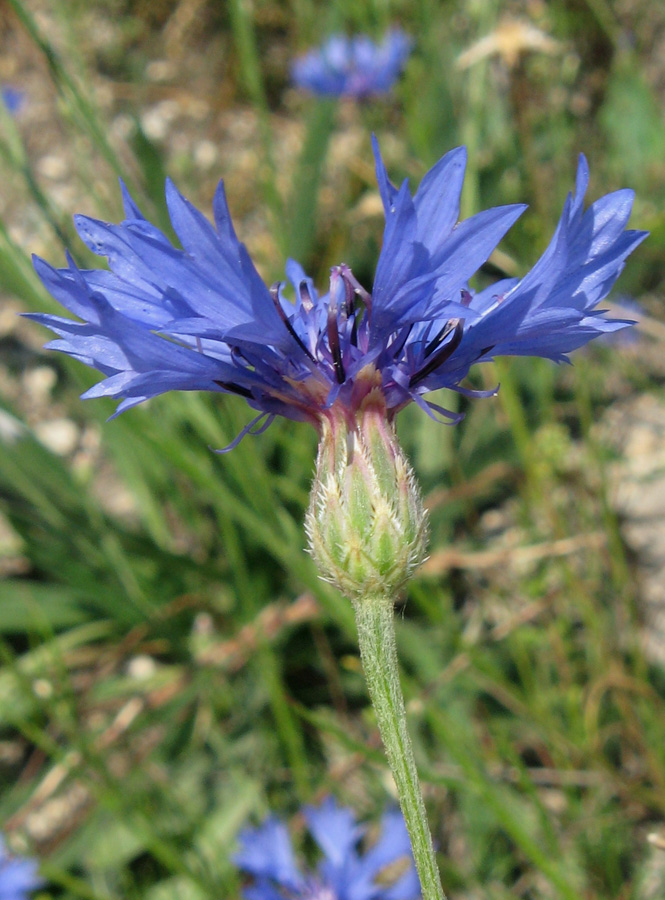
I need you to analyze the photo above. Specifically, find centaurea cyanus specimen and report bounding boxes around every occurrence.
[234,798,419,900]
[292,31,411,98]
[0,835,41,900]
[0,85,25,116]
[31,138,646,900]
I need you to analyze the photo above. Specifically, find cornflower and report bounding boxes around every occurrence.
[1,86,25,116]
[0,836,41,900]
[31,139,646,900]
[291,31,411,97]
[30,138,644,440]
[234,798,419,900]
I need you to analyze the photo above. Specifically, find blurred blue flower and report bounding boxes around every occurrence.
[30,138,646,444]
[291,31,411,97]
[0,836,41,900]
[1,86,25,116]
[234,798,420,900]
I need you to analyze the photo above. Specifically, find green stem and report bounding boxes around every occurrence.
[353,594,447,900]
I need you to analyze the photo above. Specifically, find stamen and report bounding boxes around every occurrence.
[350,314,359,349]
[336,264,367,348]
[343,272,355,317]
[339,263,371,309]
[424,318,458,358]
[230,346,250,365]
[214,380,253,399]
[299,280,314,312]
[270,281,317,363]
[327,303,346,384]
[211,413,274,453]
[390,323,413,359]
[409,320,464,387]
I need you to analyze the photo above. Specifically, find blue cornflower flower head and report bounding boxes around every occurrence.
[29,137,647,437]
[234,798,420,900]
[1,86,25,116]
[0,835,41,900]
[291,31,411,97]
[30,138,646,595]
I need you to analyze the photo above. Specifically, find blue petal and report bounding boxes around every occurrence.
[371,181,428,337]
[241,880,288,900]
[305,797,363,867]
[354,809,413,882]
[0,836,42,898]
[119,179,145,220]
[234,818,303,890]
[165,178,282,342]
[428,203,526,274]
[32,254,102,324]
[210,177,240,243]
[74,190,289,348]
[413,146,467,254]
[371,134,399,214]
[383,866,421,900]
[374,203,526,331]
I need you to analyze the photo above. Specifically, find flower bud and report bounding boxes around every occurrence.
[305,379,428,601]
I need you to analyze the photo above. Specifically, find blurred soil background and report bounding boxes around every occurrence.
[1,0,665,898]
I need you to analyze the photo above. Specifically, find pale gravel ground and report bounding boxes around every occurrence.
[601,393,665,670]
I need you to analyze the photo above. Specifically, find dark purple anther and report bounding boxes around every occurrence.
[271,281,317,362]
[299,280,314,312]
[340,264,371,310]
[424,318,459,358]
[327,273,346,384]
[410,321,464,387]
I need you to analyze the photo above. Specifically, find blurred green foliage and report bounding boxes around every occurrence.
[0,0,664,898]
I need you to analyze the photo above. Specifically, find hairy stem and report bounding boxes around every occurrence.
[353,594,447,900]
